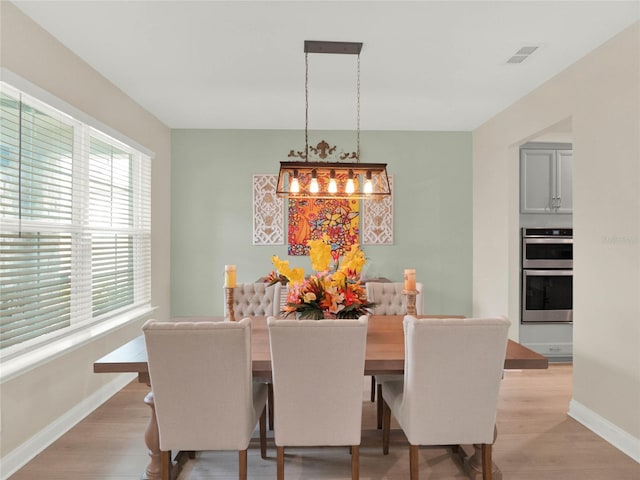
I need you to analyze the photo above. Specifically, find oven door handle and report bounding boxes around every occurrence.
[523,238,573,245]
[523,269,573,276]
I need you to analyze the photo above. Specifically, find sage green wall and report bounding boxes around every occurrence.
[171,129,472,317]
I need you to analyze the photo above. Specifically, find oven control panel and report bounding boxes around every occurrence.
[523,227,573,237]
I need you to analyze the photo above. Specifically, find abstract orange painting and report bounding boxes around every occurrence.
[287,173,360,256]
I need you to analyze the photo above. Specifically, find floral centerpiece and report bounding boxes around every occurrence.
[266,240,374,319]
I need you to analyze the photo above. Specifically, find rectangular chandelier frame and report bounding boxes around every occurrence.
[276,161,391,199]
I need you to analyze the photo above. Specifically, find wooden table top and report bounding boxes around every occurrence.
[94,315,548,381]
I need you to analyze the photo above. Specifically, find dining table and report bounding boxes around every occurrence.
[94,315,548,480]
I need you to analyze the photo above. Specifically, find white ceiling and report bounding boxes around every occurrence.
[11,1,640,131]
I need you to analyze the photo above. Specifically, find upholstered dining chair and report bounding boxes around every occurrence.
[365,281,424,405]
[380,315,511,480]
[143,318,268,480]
[365,281,424,316]
[267,316,368,480]
[272,282,287,316]
[224,282,283,431]
[226,282,279,317]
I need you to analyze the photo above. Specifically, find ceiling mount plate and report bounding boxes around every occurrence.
[304,41,362,55]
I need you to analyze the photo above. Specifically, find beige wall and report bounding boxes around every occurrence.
[474,21,640,450]
[0,2,171,460]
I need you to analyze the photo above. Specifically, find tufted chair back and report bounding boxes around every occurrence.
[366,282,424,315]
[226,283,278,317]
[272,282,287,316]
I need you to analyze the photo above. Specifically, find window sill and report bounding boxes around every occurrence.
[0,305,155,384]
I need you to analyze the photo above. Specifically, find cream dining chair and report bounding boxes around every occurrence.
[365,281,424,316]
[226,282,279,317]
[225,282,280,430]
[267,316,368,480]
[380,315,511,480]
[143,318,267,480]
[365,281,424,408]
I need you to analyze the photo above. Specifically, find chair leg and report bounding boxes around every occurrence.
[370,375,376,402]
[276,446,285,480]
[376,383,383,429]
[160,450,171,480]
[409,444,419,480]
[239,449,247,480]
[259,405,267,459]
[268,382,274,430]
[351,445,360,480]
[481,444,493,480]
[382,398,391,455]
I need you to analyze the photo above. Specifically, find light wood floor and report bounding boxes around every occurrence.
[9,364,640,479]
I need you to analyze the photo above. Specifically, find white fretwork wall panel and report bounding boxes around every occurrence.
[362,175,393,245]
[253,174,284,245]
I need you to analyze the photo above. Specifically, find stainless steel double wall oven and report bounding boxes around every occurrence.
[521,228,573,323]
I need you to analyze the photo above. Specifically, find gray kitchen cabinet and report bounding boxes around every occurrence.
[555,149,573,213]
[520,143,573,214]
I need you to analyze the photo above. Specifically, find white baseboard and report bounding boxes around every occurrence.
[569,399,640,463]
[1,373,136,480]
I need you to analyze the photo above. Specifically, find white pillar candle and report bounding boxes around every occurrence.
[404,268,416,291]
[224,265,236,288]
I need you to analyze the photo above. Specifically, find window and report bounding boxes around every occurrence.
[0,82,151,351]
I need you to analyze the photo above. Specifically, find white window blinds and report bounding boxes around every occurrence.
[0,82,151,350]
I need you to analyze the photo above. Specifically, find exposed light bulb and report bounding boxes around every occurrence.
[345,170,355,194]
[328,170,337,194]
[363,171,373,194]
[290,170,300,194]
[310,170,319,193]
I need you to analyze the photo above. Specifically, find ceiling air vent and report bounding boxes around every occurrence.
[507,46,539,64]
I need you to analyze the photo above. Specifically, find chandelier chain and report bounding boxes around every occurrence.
[305,52,309,162]
[356,53,361,161]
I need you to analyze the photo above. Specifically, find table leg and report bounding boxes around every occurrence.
[143,391,162,480]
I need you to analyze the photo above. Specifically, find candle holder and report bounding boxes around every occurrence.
[403,289,418,316]
[225,287,236,321]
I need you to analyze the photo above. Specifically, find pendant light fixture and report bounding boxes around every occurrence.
[276,41,391,199]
